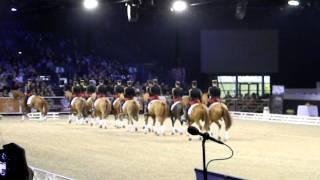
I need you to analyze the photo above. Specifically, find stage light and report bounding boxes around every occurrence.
[126,2,139,23]
[83,0,98,10]
[288,0,300,6]
[11,7,17,12]
[171,1,188,12]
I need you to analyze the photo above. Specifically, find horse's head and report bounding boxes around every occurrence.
[11,90,24,100]
[64,91,73,101]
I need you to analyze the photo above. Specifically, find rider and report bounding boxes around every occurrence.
[96,79,105,98]
[172,81,183,102]
[24,79,34,112]
[185,80,202,120]
[145,79,161,115]
[150,79,161,99]
[79,79,87,98]
[208,79,221,105]
[97,80,107,98]
[144,80,153,115]
[86,81,96,98]
[114,80,124,99]
[124,81,136,100]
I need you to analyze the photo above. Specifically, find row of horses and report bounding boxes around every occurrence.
[11,90,232,141]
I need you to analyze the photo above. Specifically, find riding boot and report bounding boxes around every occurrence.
[144,101,149,116]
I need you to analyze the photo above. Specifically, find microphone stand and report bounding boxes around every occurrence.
[202,136,208,180]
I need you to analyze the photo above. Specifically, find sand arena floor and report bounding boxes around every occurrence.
[0,115,320,180]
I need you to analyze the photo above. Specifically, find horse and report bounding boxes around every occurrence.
[202,94,232,141]
[143,93,169,136]
[113,93,126,128]
[93,97,111,129]
[182,96,209,140]
[65,91,87,124]
[170,98,184,135]
[86,93,96,125]
[11,90,48,120]
[121,98,140,132]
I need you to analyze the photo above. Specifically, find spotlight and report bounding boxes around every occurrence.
[288,0,300,6]
[171,1,188,12]
[11,7,17,12]
[83,0,98,10]
[126,2,139,23]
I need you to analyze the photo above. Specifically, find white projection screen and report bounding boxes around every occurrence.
[201,30,278,74]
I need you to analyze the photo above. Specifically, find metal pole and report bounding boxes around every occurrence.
[202,138,207,180]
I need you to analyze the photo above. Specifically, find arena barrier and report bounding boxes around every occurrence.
[230,111,320,126]
[27,112,60,120]
[30,166,73,180]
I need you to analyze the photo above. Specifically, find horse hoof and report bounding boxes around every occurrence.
[188,138,192,141]
[180,132,183,135]
[122,125,126,128]
[135,128,138,132]
[175,129,179,133]
[218,136,222,141]
[68,120,71,124]
[99,125,102,128]
[171,132,175,136]
[199,137,203,141]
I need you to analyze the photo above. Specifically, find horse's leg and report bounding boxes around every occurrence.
[133,114,139,132]
[143,114,149,134]
[159,118,166,136]
[213,120,222,140]
[171,115,176,135]
[152,116,157,134]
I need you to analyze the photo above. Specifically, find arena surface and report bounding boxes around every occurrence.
[0,115,320,180]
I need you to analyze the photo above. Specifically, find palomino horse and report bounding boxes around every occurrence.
[65,91,87,124]
[202,93,232,141]
[93,97,111,129]
[113,93,126,128]
[143,93,169,136]
[86,93,96,125]
[170,99,184,135]
[182,96,209,140]
[121,98,140,132]
[11,90,48,120]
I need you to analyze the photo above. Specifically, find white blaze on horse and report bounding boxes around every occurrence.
[143,94,169,136]
[11,90,49,120]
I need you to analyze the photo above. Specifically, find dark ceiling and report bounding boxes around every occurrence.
[1,0,319,15]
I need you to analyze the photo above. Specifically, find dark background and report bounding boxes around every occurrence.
[1,0,320,88]
[201,30,278,73]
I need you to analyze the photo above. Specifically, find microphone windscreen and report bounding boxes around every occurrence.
[187,126,199,135]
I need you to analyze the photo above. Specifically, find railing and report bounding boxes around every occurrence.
[230,111,320,126]
[224,98,269,113]
[30,166,73,180]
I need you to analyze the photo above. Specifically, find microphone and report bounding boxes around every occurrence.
[187,126,224,145]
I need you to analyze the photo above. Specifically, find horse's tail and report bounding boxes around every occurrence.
[202,105,209,126]
[43,100,49,116]
[222,106,232,130]
[159,101,168,117]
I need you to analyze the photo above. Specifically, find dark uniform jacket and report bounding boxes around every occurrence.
[124,87,136,99]
[189,88,202,101]
[114,85,125,95]
[208,86,221,98]
[172,87,183,98]
[150,85,161,97]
